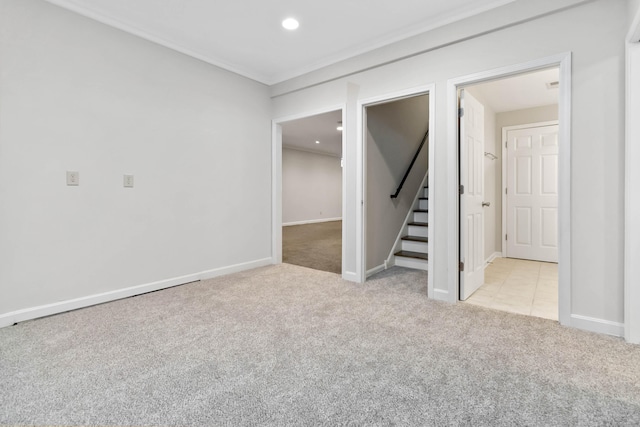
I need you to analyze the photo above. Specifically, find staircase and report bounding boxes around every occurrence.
[393,185,429,270]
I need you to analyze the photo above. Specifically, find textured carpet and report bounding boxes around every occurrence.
[283,220,341,274]
[1,264,640,426]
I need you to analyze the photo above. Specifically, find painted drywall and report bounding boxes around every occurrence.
[0,0,272,318]
[282,148,342,224]
[272,0,627,330]
[366,95,429,270]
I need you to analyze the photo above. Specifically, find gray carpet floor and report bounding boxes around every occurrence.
[283,220,341,274]
[1,264,640,426]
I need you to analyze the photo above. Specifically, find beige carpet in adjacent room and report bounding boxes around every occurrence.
[282,220,341,274]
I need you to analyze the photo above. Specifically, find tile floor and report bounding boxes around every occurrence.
[464,257,559,320]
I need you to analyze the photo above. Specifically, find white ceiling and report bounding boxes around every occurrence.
[44,0,515,85]
[468,68,560,113]
[282,110,343,157]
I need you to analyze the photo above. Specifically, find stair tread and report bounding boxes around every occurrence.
[408,222,429,227]
[419,197,428,200]
[414,209,428,213]
[402,235,428,243]
[395,250,428,260]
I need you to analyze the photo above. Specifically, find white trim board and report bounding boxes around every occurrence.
[485,252,503,266]
[272,104,347,277]
[356,84,435,292]
[571,315,625,338]
[625,10,640,343]
[0,257,272,329]
[366,264,386,278]
[446,53,572,329]
[283,217,342,226]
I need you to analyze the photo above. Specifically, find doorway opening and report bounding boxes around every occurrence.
[278,109,344,274]
[357,86,434,291]
[457,67,562,321]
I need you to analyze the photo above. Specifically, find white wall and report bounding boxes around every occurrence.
[0,0,272,322]
[282,148,342,224]
[366,95,429,270]
[272,0,627,332]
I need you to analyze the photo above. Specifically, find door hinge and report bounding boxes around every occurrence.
[505,141,508,149]
[505,234,508,241]
[458,107,464,118]
[505,188,508,195]
[459,185,464,195]
[459,261,465,272]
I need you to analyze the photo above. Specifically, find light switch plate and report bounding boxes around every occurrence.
[66,171,79,186]
[123,174,134,188]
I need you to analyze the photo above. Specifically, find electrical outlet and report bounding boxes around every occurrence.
[66,171,79,186]
[123,174,134,188]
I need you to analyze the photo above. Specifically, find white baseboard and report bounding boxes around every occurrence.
[432,288,450,302]
[0,257,272,329]
[570,314,625,337]
[343,271,360,283]
[366,264,386,278]
[485,252,503,267]
[283,217,342,226]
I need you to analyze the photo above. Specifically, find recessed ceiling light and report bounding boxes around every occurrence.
[282,18,299,30]
[315,140,320,144]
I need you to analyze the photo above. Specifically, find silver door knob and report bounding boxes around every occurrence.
[482,202,490,207]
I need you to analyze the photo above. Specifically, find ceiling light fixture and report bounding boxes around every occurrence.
[337,121,343,131]
[282,18,299,30]
[315,140,320,144]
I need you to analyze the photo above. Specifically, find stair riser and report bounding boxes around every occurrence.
[423,188,429,198]
[408,225,428,237]
[419,199,429,210]
[402,240,428,253]
[413,212,428,223]
[395,256,428,270]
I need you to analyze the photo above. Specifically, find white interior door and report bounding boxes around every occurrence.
[506,125,559,262]
[459,89,485,300]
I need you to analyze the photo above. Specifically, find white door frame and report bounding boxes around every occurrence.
[501,121,559,259]
[625,8,640,344]
[271,104,347,277]
[447,52,572,326]
[356,84,435,292]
